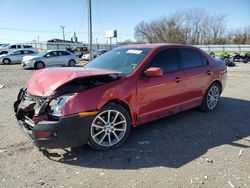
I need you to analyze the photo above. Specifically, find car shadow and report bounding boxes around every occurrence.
[44,96,250,169]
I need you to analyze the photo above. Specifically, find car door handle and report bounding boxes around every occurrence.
[175,77,181,83]
[207,70,212,75]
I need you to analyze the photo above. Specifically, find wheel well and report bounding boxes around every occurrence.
[69,59,76,63]
[211,80,222,94]
[3,58,10,61]
[105,99,132,121]
[35,61,44,65]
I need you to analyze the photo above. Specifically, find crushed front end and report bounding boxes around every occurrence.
[13,88,94,149]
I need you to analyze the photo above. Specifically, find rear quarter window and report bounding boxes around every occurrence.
[59,51,70,56]
[23,45,33,48]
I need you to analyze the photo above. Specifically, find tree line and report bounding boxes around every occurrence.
[134,9,250,45]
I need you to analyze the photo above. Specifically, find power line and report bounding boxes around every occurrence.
[0,27,132,36]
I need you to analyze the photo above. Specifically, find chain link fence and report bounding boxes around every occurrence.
[4,42,250,53]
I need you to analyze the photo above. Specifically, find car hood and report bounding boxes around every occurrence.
[22,55,39,61]
[0,54,8,58]
[26,68,121,96]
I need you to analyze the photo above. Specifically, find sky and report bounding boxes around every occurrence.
[0,0,249,43]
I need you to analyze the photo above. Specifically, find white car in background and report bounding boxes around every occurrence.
[22,50,79,69]
[0,44,36,55]
[0,49,37,64]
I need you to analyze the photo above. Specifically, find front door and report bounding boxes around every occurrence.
[137,48,185,125]
[45,51,60,66]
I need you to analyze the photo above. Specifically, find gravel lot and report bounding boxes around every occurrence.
[0,63,249,188]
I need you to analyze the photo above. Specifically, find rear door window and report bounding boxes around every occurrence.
[23,50,33,54]
[23,45,32,48]
[12,51,23,55]
[179,48,204,69]
[147,48,180,73]
[58,51,70,56]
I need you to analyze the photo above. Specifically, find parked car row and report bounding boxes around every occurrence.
[0,49,79,69]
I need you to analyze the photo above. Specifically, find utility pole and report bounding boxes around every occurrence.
[37,36,40,51]
[87,0,92,60]
[61,25,65,41]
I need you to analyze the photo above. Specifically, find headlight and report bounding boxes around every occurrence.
[27,60,36,64]
[49,94,74,118]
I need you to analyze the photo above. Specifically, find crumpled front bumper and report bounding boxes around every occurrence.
[14,88,95,149]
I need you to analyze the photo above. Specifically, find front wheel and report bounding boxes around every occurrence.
[2,58,11,64]
[88,103,131,150]
[35,61,45,69]
[200,83,221,112]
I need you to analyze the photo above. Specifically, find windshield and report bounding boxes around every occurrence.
[84,48,152,74]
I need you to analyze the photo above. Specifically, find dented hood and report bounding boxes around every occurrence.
[26,67,120,96]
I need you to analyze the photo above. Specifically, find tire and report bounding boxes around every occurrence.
[200,83,221,112]
[88,103,131,150]
[2,58,11,64]
[35,61,45,69]
[68,60,76,67]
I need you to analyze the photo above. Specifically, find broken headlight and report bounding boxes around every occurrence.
[49,94,74,118]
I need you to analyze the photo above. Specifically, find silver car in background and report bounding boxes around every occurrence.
[0,49,37,64]
[22,50,79,69]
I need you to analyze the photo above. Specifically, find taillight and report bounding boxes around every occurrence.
[34,131,57,140]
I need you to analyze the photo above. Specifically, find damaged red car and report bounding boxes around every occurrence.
[14,44,227,150]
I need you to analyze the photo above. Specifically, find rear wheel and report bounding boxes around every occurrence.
[35,61,45,69]
[2,58,11,64]
[88,103,131,150]
[200,83,221,112]
[68,60,76,67]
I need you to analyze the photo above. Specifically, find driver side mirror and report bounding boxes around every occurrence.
[144,67,163,77]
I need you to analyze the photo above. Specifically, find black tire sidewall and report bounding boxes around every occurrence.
[200,83,221,112]
[68,60,76,67]
[35,61,45,69]
[3,58,11,64]
[88,103,131,150]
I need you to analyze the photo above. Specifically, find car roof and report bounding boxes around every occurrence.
[47,49,70,52]
[118,43,195,49]
[11,49,35,52]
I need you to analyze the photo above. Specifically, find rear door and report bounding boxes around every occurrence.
[179,48,212,110]
[137,48,185,124]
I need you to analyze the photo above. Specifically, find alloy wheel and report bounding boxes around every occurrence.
[90,110,127,147]
[207,85,220,110]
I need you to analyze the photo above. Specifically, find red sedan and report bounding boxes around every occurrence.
[14,44,227,150]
